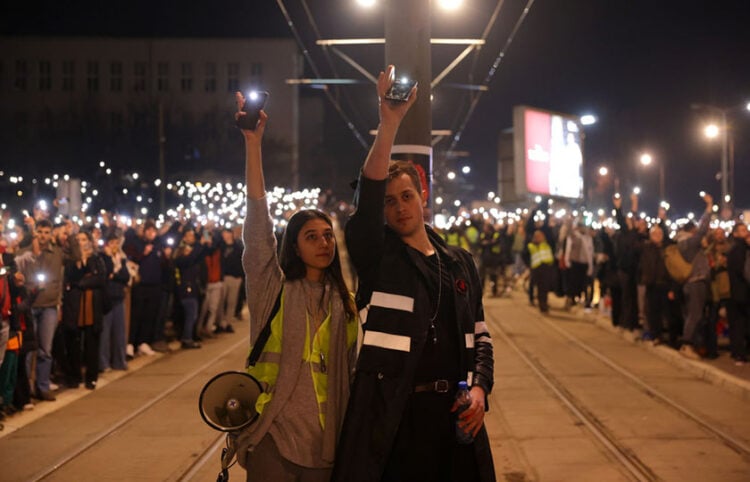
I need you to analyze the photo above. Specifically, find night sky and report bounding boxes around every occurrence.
[3,0,750,215]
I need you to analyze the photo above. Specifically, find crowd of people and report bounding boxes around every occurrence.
[443,191,750,366]
[1,67,748,481]
[0,208,248,421]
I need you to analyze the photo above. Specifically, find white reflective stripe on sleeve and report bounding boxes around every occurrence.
[467,372,474,386]
[465,333,475,349]
[362,330,411,352]
[370,292,414,313]
[474,321,489,334]
[359,306,369,326]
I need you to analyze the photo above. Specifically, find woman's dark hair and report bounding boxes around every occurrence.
[279,209,356,321]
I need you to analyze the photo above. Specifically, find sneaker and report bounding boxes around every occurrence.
[49,382,60,391]
[126,344,135,360]
[181,340,202,349]
[679,344,701,360]
[137,342,156,356]
[23,403,35,411]
[223,325,235,334]
[85,381,97,390]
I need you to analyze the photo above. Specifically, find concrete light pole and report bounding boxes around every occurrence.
[384,0,433,218]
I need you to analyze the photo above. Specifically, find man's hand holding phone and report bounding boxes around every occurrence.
[377,65,417,127]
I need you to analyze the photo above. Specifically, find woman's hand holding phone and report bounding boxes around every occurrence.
[235,91,268,139]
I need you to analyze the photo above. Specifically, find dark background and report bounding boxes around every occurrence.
[2,0,750,215]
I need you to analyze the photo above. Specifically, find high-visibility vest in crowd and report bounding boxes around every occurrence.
[528,242,554,269]
[246,290,358,429]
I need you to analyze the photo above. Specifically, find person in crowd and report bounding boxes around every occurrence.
[15,219,64,401]
[639,225,673,344]
[333,66,494,482]
[218,226,243,333]
[479,222,503,296]
[0,251,14,412]
[123,221,164,357]
[613,193,648,331]
[563,222,594,310]
[61,230,106,390]
[674,193,713,360]
[509,222,527,278]
[232,94,358,481]
[173,226,209,349]
[99,231,130,372]
[197,225,223,338]
[726,222,749,365]
[528,229,556,314]
[705,227,730,359]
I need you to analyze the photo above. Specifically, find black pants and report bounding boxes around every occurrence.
[645,285,670,339]
[130,284,162,345]
[726,299,749,360]
[618,271,638,330]
[531,264,554,312]
[63,326,99,385]
[382,391,479,482]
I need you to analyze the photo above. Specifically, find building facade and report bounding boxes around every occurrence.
[0,36,303,189]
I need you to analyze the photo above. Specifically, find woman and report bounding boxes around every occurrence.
[100,231,130,371]
[233,93,358,481]
[62,230,107,390]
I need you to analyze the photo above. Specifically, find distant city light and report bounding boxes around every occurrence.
[704,124,720,139]
[437,0,463,11]
[580,114,597,126]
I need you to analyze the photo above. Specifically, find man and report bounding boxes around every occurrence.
[333,66,495,482]
[726,222,749,365]
[675,193,713,359]
[123,221,163,356]
[16,219,64,401]
[218,227,243,332]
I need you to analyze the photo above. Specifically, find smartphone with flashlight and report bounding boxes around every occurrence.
[236,91,269,130]
[385,77,417,102]
[0,266,9,277]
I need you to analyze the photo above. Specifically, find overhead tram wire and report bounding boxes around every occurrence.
[467,0,507,87]
[448,0,536,154]
[275,0,370,150]
[298,0,371,139]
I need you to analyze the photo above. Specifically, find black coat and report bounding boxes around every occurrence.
[727,239,749,303]
[62,255,107,331]
[333,176,495,482]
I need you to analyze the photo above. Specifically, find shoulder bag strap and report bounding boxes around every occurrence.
[245,288,282,368]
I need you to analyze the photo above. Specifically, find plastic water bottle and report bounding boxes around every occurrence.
[455,381,474,444]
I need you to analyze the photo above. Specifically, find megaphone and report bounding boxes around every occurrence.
[199,371,263,432]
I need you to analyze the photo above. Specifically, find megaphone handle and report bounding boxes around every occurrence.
[216,467,229,482]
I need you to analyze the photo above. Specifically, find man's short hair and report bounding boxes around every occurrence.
[36,219,53,230]
[388,160,423,193]
[732,222,746,234]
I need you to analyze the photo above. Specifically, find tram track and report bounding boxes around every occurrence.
[487,301,750,481]
[29,337,249,482]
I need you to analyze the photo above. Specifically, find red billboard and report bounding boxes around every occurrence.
[513,106,584,200]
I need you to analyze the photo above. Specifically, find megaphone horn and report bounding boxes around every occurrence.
[199,371,263,432]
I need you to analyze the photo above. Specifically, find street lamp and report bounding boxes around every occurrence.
[691,102,749,212]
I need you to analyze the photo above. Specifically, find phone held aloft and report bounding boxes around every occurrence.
[236,91,269,130]
[385,78,417,103]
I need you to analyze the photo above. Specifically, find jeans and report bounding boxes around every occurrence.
[198,281,224,333]
[682,280,709,345]
[28,307,58,392]
[180,297,199,343]
[100,301,127,370]
[221,276,243,327]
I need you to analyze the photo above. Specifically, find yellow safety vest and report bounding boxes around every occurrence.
[527,242,554,269]
[246,290,358,429]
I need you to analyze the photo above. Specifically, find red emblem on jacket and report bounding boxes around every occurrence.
[455,278,467,294]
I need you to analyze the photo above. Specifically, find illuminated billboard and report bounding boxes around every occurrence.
[513,106,584,200]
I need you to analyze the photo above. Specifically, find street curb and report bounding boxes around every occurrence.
[590,313,750,401]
